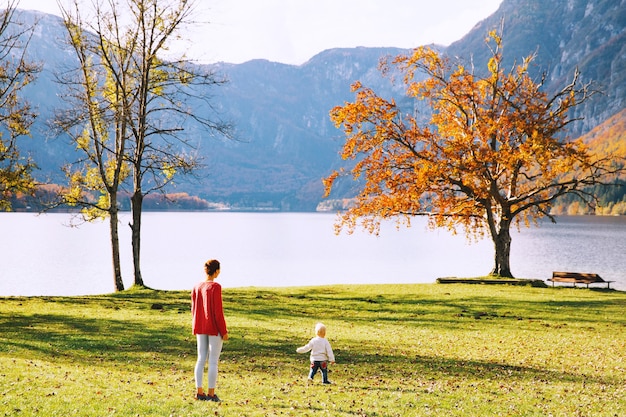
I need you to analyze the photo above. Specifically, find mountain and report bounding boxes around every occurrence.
[445,0,626,134]
[580,108,626,164]
[197,48,409,210]
[11,0,626,211]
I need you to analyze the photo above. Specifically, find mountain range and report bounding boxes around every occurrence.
[13,0,626,211]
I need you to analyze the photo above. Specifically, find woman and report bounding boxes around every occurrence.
[191,259,228,401]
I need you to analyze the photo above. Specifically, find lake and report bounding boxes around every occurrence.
[1,212,625,296]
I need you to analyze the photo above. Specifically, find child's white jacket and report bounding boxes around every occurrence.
[297,336,335,362]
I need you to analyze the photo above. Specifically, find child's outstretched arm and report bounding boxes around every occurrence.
[296,340,313,354]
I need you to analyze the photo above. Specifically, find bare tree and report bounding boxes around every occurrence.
[54,1,130,291]
[120,0,232,287]
[55,0,231,291]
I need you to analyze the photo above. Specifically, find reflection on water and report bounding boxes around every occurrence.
[1,212,624,296]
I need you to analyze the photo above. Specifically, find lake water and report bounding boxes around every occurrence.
[1,212,625,296]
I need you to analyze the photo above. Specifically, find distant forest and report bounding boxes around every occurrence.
[551,183,626,216]
[7,180,625,215]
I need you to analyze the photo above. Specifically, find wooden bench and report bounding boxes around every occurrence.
[548,271,614,289]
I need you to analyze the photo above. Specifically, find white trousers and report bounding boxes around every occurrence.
[194,334,223,389]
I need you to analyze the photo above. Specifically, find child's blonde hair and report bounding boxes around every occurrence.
[315,322,326,336]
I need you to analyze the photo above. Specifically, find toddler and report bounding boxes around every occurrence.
[296,322,335,384]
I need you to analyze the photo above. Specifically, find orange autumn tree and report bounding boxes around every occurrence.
[324,32,624,277]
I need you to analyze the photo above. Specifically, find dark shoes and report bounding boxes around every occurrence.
[195,393,221,402]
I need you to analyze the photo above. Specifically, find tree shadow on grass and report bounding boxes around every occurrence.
[330,349,620,389]
[0,311,191,368]
[34,290,192,314]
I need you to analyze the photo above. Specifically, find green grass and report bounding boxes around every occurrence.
[1,284,625,416]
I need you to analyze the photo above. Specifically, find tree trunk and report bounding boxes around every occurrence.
[109,206,125,292]
[130,190,145,287]
[490,221,513,277]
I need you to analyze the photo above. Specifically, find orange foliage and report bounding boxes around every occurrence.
[325,32,625,276]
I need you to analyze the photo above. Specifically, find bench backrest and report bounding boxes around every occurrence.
[552,271,604,282]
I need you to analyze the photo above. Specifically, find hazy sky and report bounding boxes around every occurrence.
[15,0,503,65]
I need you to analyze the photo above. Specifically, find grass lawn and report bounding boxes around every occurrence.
[1,284,625,416]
